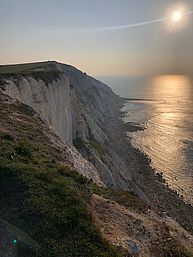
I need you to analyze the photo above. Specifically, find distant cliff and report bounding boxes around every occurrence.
[0,61,139,194]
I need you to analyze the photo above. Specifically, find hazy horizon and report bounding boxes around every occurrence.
[1,0,193,76]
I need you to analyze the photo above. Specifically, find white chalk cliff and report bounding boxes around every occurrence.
[0,61,145,198]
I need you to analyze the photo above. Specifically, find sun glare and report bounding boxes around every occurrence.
[165,4,188,31]
[172,10,183,22]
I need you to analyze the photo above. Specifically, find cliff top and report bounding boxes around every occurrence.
[0,61,60,74]
[1,67,193,256]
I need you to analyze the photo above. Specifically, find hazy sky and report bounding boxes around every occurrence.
[1,0,193,76]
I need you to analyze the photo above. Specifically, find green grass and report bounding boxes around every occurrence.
[0,98,121,257]
[0,61,53,74]
[89,139,105,156]
[0,61,62,86]
[0,161,119,257]
[73,138,105,156]
[1,93,191,257]
[91,184,149,213]
[29,71,61,85]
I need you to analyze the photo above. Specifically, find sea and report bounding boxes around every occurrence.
[98,75,193,204]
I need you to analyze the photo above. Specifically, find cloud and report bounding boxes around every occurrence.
[69,10,193,33]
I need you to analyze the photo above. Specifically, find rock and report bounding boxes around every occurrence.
[123,240,140,256]
[1,61,147,199]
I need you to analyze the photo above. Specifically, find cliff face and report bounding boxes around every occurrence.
[1,61,118,144]
[1,62,193,257]
[0,61,140,195]
[2,68,73,143]
[0,92,118,257]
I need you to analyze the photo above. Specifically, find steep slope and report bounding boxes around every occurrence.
[0,61,145,199]
[91,193,193,257]
[0,92,118,257]
[1,92,193,257]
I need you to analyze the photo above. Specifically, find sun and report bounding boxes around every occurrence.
[172,10,183,22]
[165,4,189,31]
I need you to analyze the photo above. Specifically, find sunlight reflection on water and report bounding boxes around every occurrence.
[123,75,193,203]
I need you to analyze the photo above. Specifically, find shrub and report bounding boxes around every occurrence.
[0,132,15,141]
[15,141,33,157]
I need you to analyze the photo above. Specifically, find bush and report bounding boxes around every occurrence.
[91,184,148,212]
[15,142,33,157]
[58,165,89,185]
[0,132,15,141]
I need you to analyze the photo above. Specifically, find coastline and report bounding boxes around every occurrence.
[111,97,193,235]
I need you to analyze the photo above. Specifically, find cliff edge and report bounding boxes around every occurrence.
[0,61,147,201]
[1,62,193,256]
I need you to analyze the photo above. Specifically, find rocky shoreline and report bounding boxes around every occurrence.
[110,98,193,235]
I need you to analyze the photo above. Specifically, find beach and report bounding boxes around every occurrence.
[109,97,193,235]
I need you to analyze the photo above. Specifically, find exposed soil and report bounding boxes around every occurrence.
[91,194,193,257]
